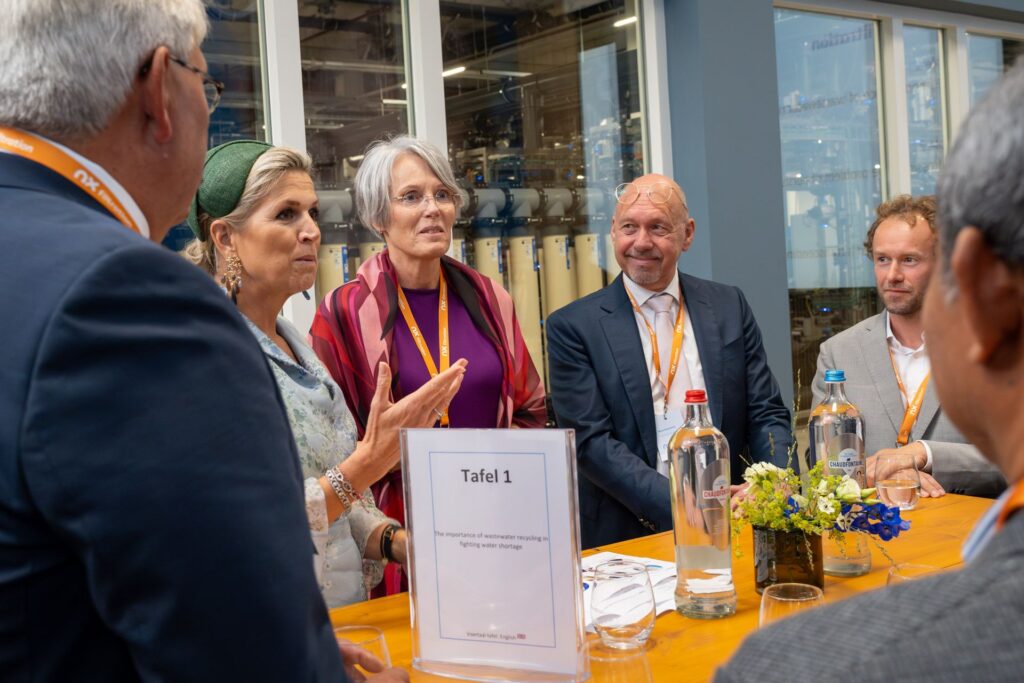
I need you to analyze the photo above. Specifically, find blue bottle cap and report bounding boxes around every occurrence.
[824,369,846,383]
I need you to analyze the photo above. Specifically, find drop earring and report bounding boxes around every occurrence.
[221,253,243,304]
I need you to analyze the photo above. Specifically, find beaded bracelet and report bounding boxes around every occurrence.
[324,465,362,511]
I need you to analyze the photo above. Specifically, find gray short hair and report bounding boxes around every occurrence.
[0,0,208,141]
[937,61,1024,276]
[354,135,461,235]
[184,146,313,275]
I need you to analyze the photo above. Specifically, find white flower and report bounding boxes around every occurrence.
[791,494,808,509]
[744,462,779,483]
[818,495,836,515]
[817,479,830,496]
[836,477,863,502]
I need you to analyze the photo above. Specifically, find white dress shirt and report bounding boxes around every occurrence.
[1,131,150,238]
[623,272,706,474]
[885,312,934,470]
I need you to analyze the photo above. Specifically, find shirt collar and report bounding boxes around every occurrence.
[884,311,925,354]
[4,132,150,238]
[622,270,681,308]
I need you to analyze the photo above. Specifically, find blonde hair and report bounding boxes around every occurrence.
[864,194,937,258]
[183,146,312,275]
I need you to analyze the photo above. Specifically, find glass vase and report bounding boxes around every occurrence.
[753,527,824,594]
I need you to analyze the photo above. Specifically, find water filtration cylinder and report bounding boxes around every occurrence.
[574,187,607,296]
[359,240,386,262]
[574,233,604,297]
[507,234,543,375]
[473,236,503,283]
[605,233,622,280]
[447,237,467,264]
[315,242,348,304]
[541,233,577,317]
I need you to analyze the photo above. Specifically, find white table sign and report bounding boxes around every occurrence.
[401,429,587,682]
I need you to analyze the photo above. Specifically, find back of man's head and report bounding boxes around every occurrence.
[937,62,1024,274]
[928,60,1024,479]
[0,0,207,142]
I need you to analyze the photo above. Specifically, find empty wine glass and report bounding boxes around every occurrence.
[590,560,656,649]
[875,452,922,510]
[887,563,942,585]
[333,625,391,675]
[759,582,824,627]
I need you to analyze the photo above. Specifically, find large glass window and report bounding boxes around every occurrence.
[774,8,884,411]
[299,1,410,302]
[904,26,946,196]
[967,33,1024,105]
[437,0,646,380]
[165,2,267,251]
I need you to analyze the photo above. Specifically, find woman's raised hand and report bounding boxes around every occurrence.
[357,360,467,484]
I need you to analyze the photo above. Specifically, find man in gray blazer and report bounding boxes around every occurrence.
[812,195,1005,498]
[716,60,1024,682]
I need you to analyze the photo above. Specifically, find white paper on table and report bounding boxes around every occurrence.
[581,552,734,629]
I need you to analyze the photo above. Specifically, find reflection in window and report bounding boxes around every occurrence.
[904,26,945,196]
[438,1,646,379]
[165,2,266,251]
[774,9,883,410]
[968,33,1023,106]
[296,1,409,302]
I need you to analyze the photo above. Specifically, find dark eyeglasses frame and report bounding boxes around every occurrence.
[139,51,225,114]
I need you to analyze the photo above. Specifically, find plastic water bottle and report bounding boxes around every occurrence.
[669,390,737,619]
[809,369,871,577]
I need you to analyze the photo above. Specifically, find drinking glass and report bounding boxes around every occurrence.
[759,582,824,627]
[875,452,922,510]
[334,625,391,675]
[887,563,941,585]
[587,633,654,683]
[590,560,656,649]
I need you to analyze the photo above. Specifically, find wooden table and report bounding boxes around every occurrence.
[330,494,990,682]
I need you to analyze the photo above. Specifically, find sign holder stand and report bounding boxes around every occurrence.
[400,429,587,682]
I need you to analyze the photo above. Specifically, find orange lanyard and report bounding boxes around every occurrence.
[0,127,140,234]
[888,347,930,447]
[625,286,685,413]
[397,273,450,427]
[997,480,1024,531]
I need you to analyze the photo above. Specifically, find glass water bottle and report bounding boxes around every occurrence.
[809,369,871,577]
[669,390,737,619]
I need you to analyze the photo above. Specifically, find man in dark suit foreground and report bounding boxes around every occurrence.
[546,174,791,548]
[717,62,1024,682]
[0,1,401,680]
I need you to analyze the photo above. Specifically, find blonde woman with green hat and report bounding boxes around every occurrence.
[184,140,467,608]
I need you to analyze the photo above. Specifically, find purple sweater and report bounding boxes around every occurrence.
[394,287,503,427]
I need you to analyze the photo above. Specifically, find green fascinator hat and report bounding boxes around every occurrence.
[186,140,272,240]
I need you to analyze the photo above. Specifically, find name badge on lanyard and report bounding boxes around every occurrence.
[655,406,686,465]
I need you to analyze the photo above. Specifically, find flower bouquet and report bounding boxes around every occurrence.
[733,461,910,592]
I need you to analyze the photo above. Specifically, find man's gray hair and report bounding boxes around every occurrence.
[0,0,208,141]
[354,135,461,235]
[937,60,1024,274]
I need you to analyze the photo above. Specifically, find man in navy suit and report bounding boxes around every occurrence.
[0,2,401,681]
[547,174,792,547]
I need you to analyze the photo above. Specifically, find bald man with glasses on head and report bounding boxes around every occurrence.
[546,174,792,547]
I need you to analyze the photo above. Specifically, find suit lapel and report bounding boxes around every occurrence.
[859,314,906,438]
[600,277,659,467]
[681,273,724,427]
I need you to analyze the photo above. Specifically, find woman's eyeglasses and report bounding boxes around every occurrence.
[392,189,458,208]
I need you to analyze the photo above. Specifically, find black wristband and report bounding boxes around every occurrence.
[381,523,401,563]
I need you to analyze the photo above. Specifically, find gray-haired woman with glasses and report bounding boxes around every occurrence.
[310,135,547,596]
